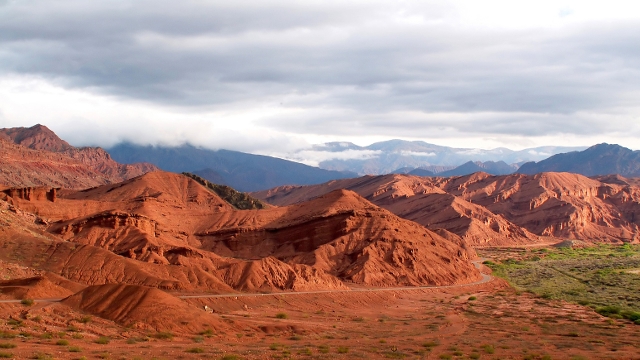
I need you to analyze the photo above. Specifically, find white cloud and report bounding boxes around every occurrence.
[399,151,436,157]
[285,149,382,167]
[1,0,640,154]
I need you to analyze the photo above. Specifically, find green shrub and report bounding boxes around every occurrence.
[20,299,34,306]
[337,346,349,354]
[596,305,621,317]
[275,312,288,319]
[68,346,82,352]
[0,344,15,349]
[423,340,439,348]
[55,340,69,346]
[95,336,110,345]
[199,328,214,337]
[0,352,12,358]
[153,332,173,340]
[182,172,268,209]
[192,335,204,343]
[620,310,640,321]
[481,344,495,354]
[6,319,21,327]
[186,348,204,353]
[31,353,53,360]
[468,296,477,301]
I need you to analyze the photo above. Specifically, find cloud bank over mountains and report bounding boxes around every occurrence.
[0,0,639,154]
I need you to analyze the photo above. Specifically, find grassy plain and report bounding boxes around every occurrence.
[482,244,640,324]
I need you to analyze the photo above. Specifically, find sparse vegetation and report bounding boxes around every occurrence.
[480,344,495,354]
[484,244,640,322]
[182,172,268,209]
[95,336,111,345]
[68,346,82,352]
[337,346,349,354]
[0,352,12,358]
[153,331,174,340]
[6,319,21,327]
[193,335,204,343]
[0,344,15,349]
[186,347,204,353]
[31,353,54,360]
[56,339,69,346]
[221,355,240,360]
[20,298,34,306]
[0,332,15,340]
[468,296,477,301]
[275,312,288,319]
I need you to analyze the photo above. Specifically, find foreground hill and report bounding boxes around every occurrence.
[518,143,640,177]
[254,172,640,244]
[107,143,356,191]
[1,171,480,293]
[0,124,157,188]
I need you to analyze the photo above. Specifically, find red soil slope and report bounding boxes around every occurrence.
[62,284,226,333]
[0,124,157,189]
[253,175,542,247]
[0,273,84,300]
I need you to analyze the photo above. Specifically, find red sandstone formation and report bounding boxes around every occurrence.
[0,124,157,189]
[253,174,543,247]
[0,171,480,296]
[255,172,640,244]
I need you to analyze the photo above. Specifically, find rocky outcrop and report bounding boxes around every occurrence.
[0,124,157,189]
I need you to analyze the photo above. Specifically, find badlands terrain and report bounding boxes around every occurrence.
[0,125,639,359]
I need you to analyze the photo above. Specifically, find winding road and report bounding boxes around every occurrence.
[0,260,493,304]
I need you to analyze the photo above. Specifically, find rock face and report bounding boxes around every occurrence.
[438,172,640,243]
[253,172,640,244]
[253,174,543,247]
[0,124,157,189]
[518,143,640,177]
[0,171,481,294]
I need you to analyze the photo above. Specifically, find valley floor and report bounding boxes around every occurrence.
[1,265,639,360]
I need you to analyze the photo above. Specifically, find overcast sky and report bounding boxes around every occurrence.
[1,0,639,156]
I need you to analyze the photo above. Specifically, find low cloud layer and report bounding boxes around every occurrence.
[1,1,639,153]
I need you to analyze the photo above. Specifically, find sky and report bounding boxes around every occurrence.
[1,0,640,158]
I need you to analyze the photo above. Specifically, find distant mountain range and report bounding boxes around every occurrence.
[519,143,640,177]
[107,143,356,192]
[295,140,586,175]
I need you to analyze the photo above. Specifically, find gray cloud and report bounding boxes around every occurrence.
[0,1,639,145]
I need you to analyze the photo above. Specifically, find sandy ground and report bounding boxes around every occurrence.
[1,275,639,360]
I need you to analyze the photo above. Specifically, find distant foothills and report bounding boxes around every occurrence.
[1,124,640,191]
